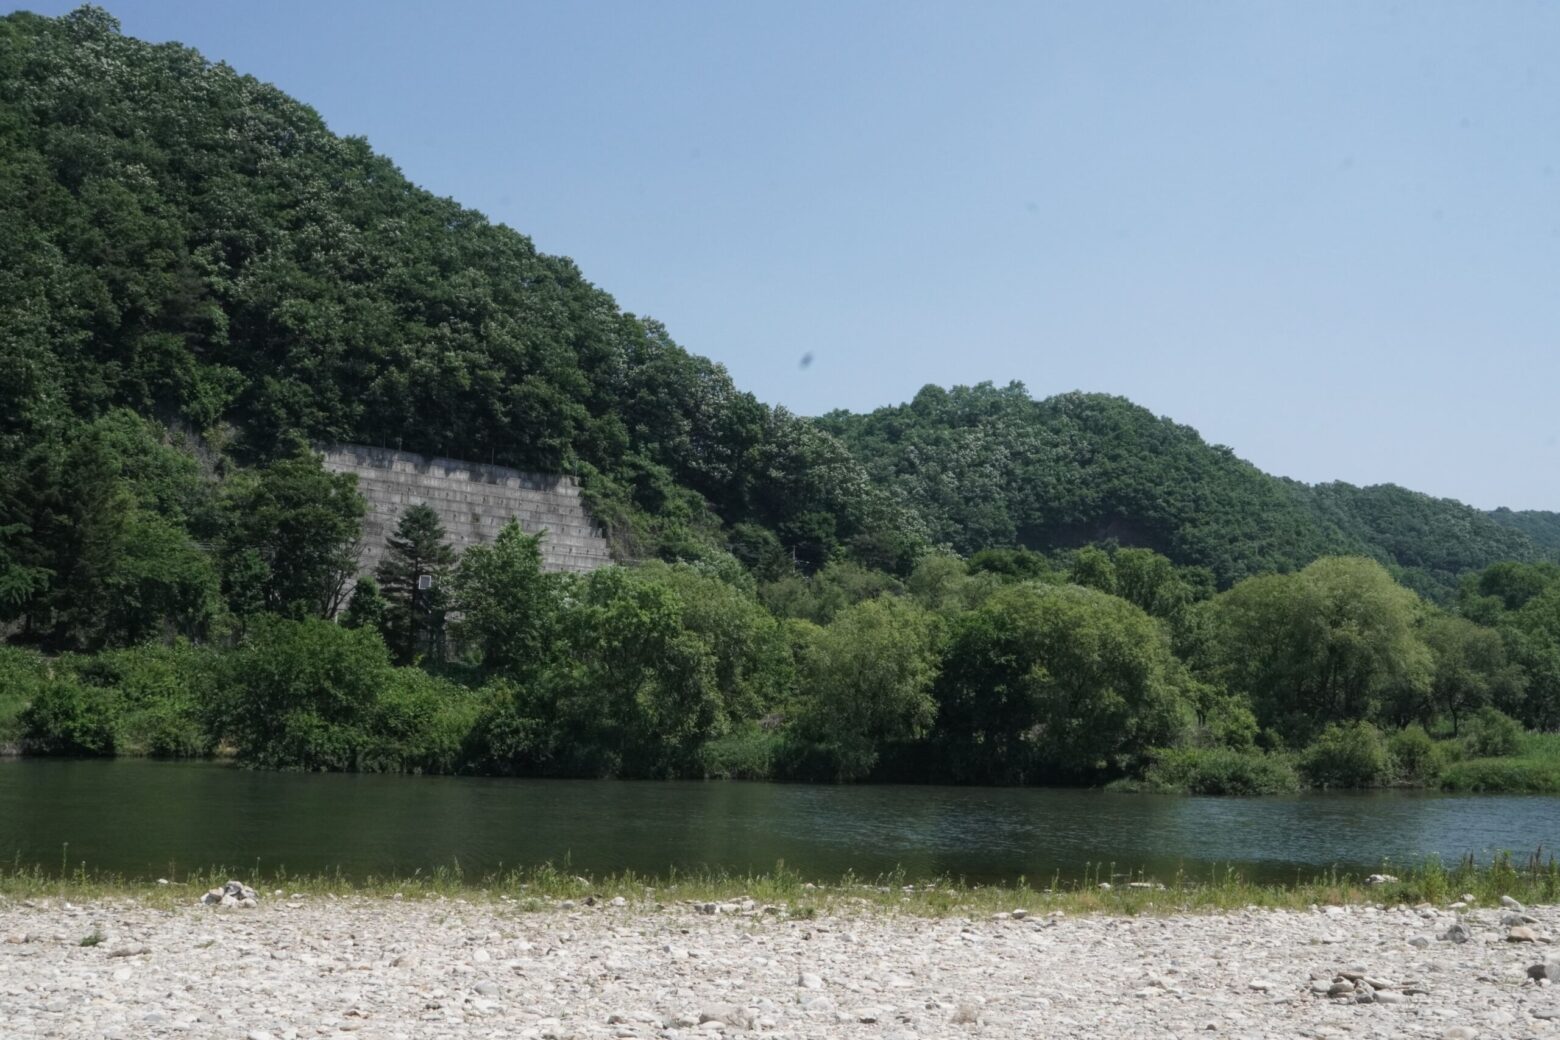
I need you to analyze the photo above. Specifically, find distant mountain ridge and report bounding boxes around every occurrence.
[820,382,1557,598]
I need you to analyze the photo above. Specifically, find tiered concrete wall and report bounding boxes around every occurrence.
[321,445,614,578]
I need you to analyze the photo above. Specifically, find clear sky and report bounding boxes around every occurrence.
[18,2,1560,509]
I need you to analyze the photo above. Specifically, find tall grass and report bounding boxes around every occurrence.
[1441,730,1560,793]
[3,852,1556,917]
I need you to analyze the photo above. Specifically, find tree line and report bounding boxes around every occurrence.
[3,437,1558,793]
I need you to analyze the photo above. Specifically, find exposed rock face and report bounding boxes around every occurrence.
[321,445,614,578]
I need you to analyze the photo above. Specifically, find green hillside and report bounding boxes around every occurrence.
[1488,508,1560,554]
[819,383,1552,596]
[0,5,919,585]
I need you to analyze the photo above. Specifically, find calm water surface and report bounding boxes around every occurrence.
[1,759,1556,884]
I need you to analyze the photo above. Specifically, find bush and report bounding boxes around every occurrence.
[362,670,481,774]
[697,727,782,780]
[20,677,120,755]
[1300,722,1393,789]
[81,645,218,757]
[1204,699,1260,751]
[0,647,48,747]
[1462,707,1523,758]
[1388,723,1442,783]
[215,617,395,769]
[1137,746,1300,795]
[1440,758,1560,794]
[463,680,551,775]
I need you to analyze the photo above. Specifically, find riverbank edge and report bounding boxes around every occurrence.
[5,859,1557,919]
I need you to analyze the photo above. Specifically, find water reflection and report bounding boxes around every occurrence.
[0,760,1554,884]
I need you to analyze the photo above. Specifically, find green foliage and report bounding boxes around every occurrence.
[1201,696,1260,751]
[790,596,942,781]
[1299,722,1393,789]
[1461,706,1523,758]
[696,726,783,780]
[1136,747,1300,795]
[0,7,922,588]
[935,582,1195,783]
[376,505,456,664]
[822,384,1353,586]
[0,413,221,648]
[1494,580,1560,730]
[339,576,388,631]
[1208,557,1432,744]
[0,646,47,746]
[214,617,394,769]
[822,383,1554,597]
[4,8,1560,793]
[1439,758,1560,793]
[362,670,481,774]
[451,522,559,676]
[1387,723,1441,783]
[1422,614,1524,732]
[760,561,905,625]
[216,452,364,621]
[635,562,793,722]
[20,675,119,755]
[544,567,723,777]
[1304,483,1545,602]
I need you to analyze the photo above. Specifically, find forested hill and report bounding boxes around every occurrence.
[1488,508,1560,555]
[0,6,919,578]
[818,383,1556,597]
[2,6,1555,606]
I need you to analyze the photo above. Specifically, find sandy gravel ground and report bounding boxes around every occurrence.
[2,893,1557,1039]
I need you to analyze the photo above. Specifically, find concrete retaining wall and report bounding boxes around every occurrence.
[320,445,615,578]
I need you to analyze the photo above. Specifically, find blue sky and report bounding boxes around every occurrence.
[19,2,1560,508]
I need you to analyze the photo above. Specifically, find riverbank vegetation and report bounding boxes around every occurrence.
[5,853,1559,918]
[3,10,1560,794]
[5,524,1560,793]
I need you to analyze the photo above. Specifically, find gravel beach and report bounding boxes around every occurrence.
[2,893,1557,1040]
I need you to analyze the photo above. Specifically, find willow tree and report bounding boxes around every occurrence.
[1207,556,1432,744]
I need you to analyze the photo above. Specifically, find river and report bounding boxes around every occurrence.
[1,759,1555,885]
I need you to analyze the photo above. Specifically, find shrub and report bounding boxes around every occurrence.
[1462,707,1523,758]
[463,679,551,775]
[0,647,48,747]
[362,670,481,774]
[20,676,120,755]
[215,617,394,769]
[1300,721,1392,789]
[1388,723,1442,783]
[1204,699,1260,751]
[697,727,782,780]
[1138,746,1300,795]
[84,644,218,757]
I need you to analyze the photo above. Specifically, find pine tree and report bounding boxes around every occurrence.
[375,505,456,664]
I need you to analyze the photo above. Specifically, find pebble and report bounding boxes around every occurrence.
[1,896,1555,1038]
